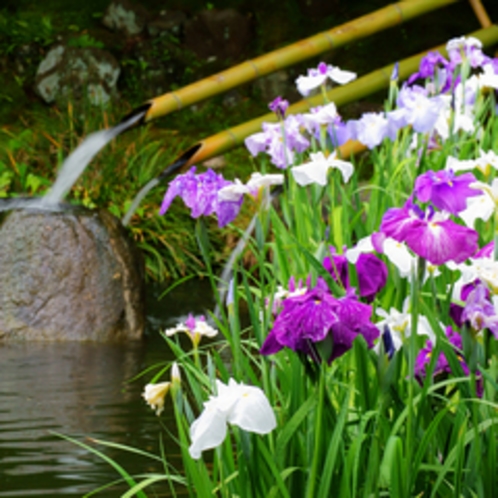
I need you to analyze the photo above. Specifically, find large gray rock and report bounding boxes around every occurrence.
[0,206,145,341]
[35,44,120,106]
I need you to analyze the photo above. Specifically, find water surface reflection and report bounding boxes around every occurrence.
[0,279,213,497]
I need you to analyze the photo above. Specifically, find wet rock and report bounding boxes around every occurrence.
[0,207,145,342]
[102,0,148,36]
[184,8,252,61]
[34,44,120,106]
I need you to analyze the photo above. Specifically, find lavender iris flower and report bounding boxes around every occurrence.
[328,117,351,147]
[379,199,478,265]
[446,36,488,69]
[260,279,379,363]
[300,103,351,146]
[160,167,243,227]
[450,280,483,328]
[348,112,391,149]
[414,169,480,215]
[323,248,387,302]
[395,86,444,134]
[462,283,498,337]
[244,116,309,169]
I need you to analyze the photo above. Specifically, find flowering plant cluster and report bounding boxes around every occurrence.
[134,36,498,497]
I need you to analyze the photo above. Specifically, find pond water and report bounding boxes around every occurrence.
[0,279,213,497]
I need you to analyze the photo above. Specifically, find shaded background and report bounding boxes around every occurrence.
[2,0,498,127]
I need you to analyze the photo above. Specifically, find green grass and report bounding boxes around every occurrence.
[0,100,261,281]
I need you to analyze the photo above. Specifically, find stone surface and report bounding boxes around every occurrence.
[0,207,145,341]
[102,0,148,36]
[35,44,120,106]
[184,8,252,61]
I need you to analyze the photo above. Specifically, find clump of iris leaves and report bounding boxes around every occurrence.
[61,36,498,498]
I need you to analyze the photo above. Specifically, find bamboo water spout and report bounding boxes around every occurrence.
[124,0,457,127]
[121,24,498,225]
[174,24,498,164]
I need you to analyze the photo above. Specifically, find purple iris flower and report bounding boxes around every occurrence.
[415,326,483,396]
[474,241,494,259]
[323,248,387,302]
[415,327,468,378]
[414,169,480,215]
[160,167,243,227]
[407,51,448,85]
[260,279,379,363]
[381,326,396,359]
[269,96,289,120]
[379,199,478,265]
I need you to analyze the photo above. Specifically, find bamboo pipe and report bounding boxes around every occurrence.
[166,25,498,170]
[468,0,492,28]
[122,24,498,225]
[141,0,457,123]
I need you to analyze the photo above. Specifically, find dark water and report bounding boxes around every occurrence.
[0,279,213,497]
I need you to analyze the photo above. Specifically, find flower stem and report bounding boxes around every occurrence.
[493,207,498,261]
[406,257,424,494]
[306,362,325,498]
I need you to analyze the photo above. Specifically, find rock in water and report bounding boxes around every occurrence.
[0,207,145,341]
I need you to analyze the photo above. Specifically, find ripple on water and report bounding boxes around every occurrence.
[0,279,213,497]
[0,337,173,497]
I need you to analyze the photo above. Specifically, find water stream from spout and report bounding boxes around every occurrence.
[40,111,145,207]
[0,111,146,214]
[121,177,160,226]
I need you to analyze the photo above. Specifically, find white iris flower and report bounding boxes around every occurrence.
[292,151,353,186]
[189,379,276,459]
